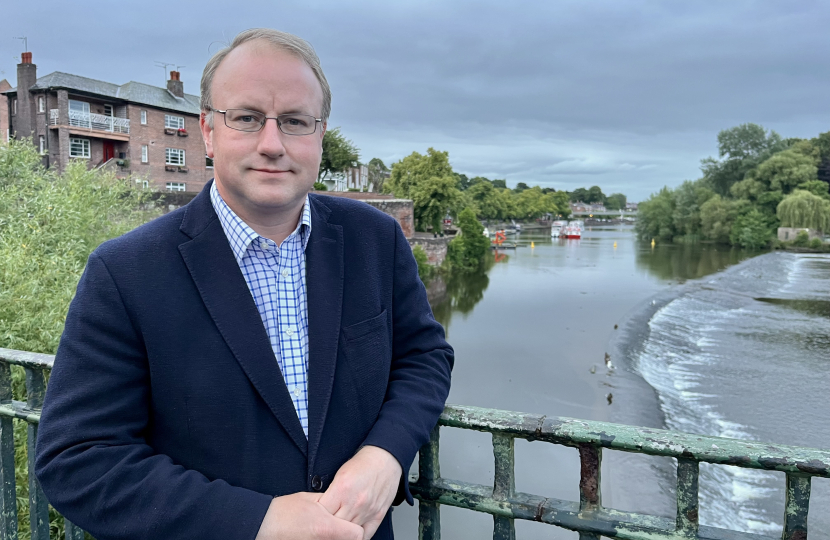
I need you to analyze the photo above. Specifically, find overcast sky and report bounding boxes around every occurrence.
[3,0,829,200]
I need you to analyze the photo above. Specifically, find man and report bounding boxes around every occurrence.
[35,29,453,540]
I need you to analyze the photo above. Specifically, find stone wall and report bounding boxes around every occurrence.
[778,227,823,241]
[408,236,450,266]
[316,193,414,239]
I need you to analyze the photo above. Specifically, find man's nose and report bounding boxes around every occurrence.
[256,118,287,157]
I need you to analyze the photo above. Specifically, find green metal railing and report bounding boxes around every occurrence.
[1,347,828,540]
[412,405,830,540]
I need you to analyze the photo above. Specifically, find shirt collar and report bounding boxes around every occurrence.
[210,181,312,265]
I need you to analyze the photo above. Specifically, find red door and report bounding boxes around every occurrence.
[103,142,115,162]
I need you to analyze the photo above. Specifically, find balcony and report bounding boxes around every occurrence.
[50,109,130,137]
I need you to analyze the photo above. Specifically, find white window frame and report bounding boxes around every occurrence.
[141,145,149,163]
[38,96,45,113]
[103,104,114,117]
[165,148,185,166]
[38,135,46,154]
[166,182,186,192]
[140,110,147,125]
[164,115,185,129]
[69,138,90,158]
[135,179,149,189]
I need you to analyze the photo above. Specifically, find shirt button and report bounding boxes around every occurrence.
[286,328,294,336]
[282,269,289,278]
[293,386,301,397]
[259,240,269,250]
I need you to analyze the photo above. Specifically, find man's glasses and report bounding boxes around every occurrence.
[210,108,322,135]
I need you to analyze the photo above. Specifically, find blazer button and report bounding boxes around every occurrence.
[311,475,323,491]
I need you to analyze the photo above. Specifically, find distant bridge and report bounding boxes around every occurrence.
[569,209,638,218]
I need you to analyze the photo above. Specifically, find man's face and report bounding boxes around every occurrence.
[201,41,326,220]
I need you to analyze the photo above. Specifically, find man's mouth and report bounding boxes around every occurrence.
[252,168,290,174]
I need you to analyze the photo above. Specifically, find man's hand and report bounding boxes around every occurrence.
[318,446,403,540]
[255,492,364,540]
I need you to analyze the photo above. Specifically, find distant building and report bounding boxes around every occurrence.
[625,202,638,211]
[2,51,211,192]
[0,79,10,143]
[323,164,371,192]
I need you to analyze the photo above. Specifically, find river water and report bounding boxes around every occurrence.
[391,226,830,539]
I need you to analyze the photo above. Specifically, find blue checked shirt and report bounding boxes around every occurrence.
[210,183,312,436]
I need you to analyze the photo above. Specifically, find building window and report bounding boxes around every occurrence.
[69,138,90,158]
[103,104,114,117]
[39,135,46,154]
[165,148,185,166]
[38,96,45,113]
[135,179,149,189]
[11,99,16,115]
[166,182,186,192]
[141,145,149,163]
[164,115,185,129]
[140,110,147,125]
[206,156,214,168]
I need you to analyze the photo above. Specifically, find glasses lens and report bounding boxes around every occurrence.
[224,109,265,132]
[278,114,317,135]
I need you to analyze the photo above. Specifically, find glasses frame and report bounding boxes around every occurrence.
[208,107,323,136]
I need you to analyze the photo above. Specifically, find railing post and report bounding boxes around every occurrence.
[578,444,602,540]
[492,433,515,540]
[418,425,441,540]
[0,362,18,540]
[676,458,699,535]
[25,368,49,540]
[782,473,810,540]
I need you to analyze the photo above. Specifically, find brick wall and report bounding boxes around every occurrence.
[0,80,11,143]
[407,236,449,266]
[127,104,211,192]
[778,227,823,242]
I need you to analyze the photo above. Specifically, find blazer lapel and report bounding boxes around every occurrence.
[305,196,344,469]
[178,184,308,456]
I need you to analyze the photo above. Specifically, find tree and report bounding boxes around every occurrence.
[514,182,530,192]
[730,209,772,249]
[673,180,714,237]
[777,190,830,232]
[700,195,749,244]
[409,174,463,232]
[605,193,627,210]
[586,185,606,204]
[635,187,676,241]
[750,149,817,193]
[448,207,490,271]
[454,173,472,190]
[513,186,548,219]
[467,180,507,220]
[318,127,359,182]
[367,157,389,193]
[543,190,571,217]
[386,148,453,199]
[491,179,507,189]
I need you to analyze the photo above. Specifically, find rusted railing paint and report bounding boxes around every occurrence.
[411,405,830,540]
[1,348,829,540]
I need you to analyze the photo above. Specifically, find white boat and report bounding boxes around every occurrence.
[550,220,568,238]
[561,220,583,239]
[483,227,490,237]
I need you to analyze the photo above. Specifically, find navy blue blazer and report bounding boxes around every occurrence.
[35,182,453,540]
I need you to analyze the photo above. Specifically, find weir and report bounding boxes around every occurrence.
[0,347,828,540]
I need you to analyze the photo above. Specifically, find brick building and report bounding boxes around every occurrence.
[0,79,10,143]
[2,52,211,192]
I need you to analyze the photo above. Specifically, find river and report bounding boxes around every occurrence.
[391,226,830,539]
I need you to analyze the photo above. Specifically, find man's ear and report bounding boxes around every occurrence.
[320,121,327,140]
[200,112,215,158]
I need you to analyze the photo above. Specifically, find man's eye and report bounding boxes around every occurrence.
[239,116,257,123]
[284,117,309,127]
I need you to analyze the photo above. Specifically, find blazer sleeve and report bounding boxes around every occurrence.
[34,252,273,540]
[360,220,454,503]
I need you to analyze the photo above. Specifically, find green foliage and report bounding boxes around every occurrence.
[411,245,433,282]
[409,175,462,232]
[448,207,490,271]
[796,180,830,198]
[491,179,507,189]
[750,149,817,193]
[569,186,606,204]
[605,193,627,210]
[809,238,824,250]
[0,139,157,539]
[366,157,389,193]
[386,148,454,199]
[312,182,328,191]
[635,187,676,241]
[514,182,529,192]
[318,127,359,182]
[793,230,810,247]
[730,209,772,249]
[701,123,787,196]
[467,181,507,220]
[777,189,830,232]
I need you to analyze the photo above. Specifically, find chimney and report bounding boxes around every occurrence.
[167,70,184,98]
[15,51,37,138]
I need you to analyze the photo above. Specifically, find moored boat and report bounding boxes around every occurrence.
[561,220,583,239]
[550,220,568,238]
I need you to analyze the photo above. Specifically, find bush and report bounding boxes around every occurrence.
[809,237,824,250]
[1,139,157,539]
[793,230,810,247]
[412,245,433,282]
[729,209,772,249]
[313,182,328,191]
[448,208,490,271]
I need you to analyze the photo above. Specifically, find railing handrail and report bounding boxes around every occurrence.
[438,404,830,477]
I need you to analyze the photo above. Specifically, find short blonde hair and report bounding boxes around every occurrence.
[200,28,331,127]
